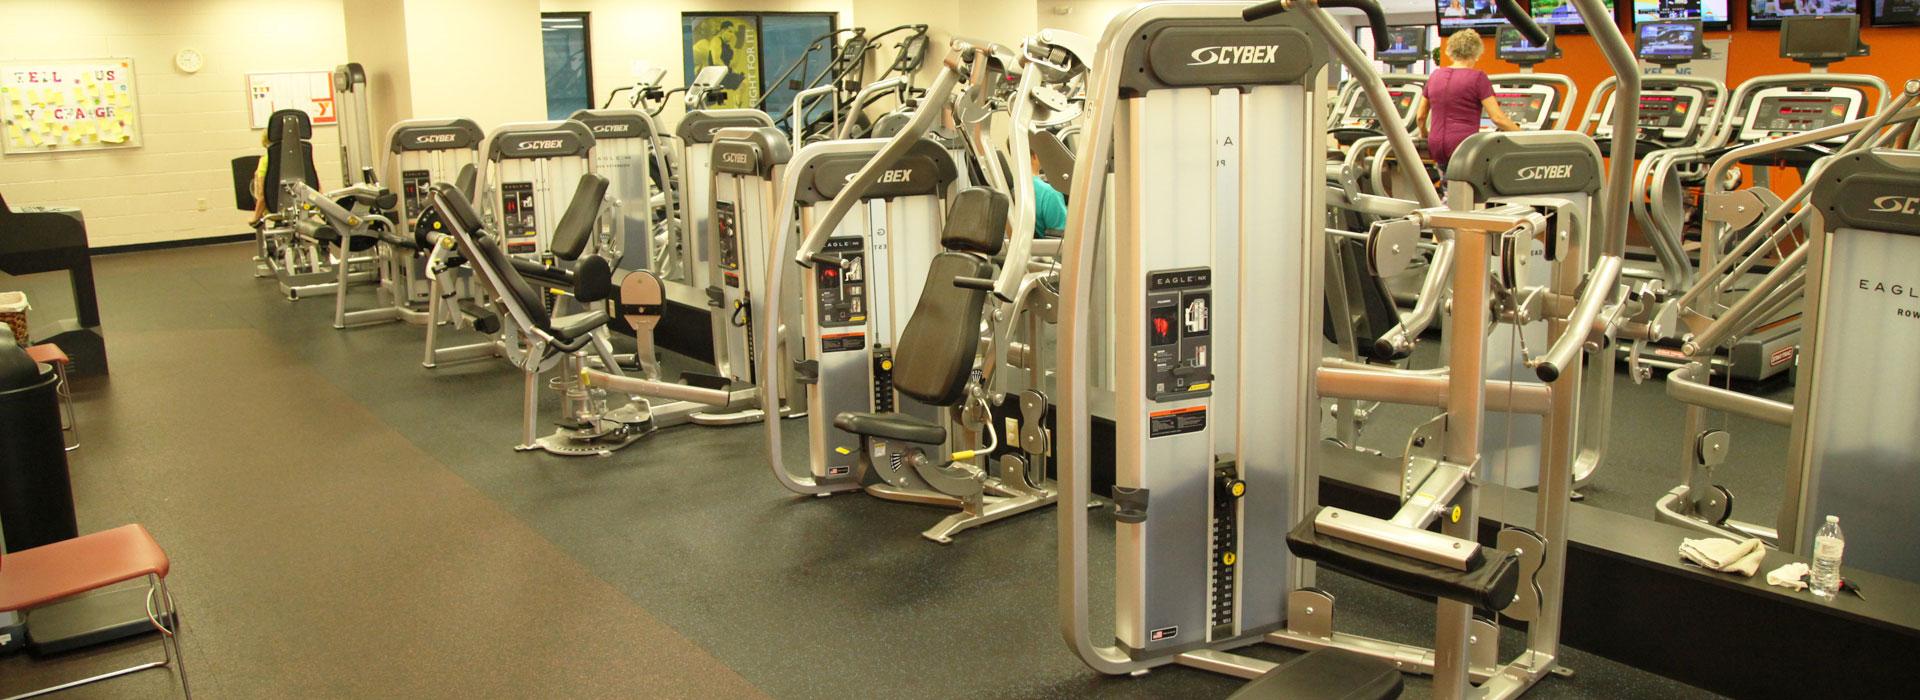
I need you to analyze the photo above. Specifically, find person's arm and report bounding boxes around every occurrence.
[1481,97,1521,132]
[1414,99,1430,138]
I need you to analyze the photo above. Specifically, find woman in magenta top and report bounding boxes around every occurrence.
[1416,30,1521,169]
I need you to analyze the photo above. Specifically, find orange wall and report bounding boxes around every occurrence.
[1479,19,1920,114]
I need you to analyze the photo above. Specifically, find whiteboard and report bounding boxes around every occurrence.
[0,58,142,154]
[247,71,336,129]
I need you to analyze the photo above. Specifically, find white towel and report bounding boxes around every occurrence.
[1767,562,1810,591]
[1679,537,1766,577]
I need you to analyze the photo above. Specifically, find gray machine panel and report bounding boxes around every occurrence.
[568,109,653,140]
[676,109,776,144]
[793,137,959,203]
[389,119,485,152]
[1119,21,1327,92]
[1812,152,1920,238]
[1446,132,1604,197]
[487,121,595,160]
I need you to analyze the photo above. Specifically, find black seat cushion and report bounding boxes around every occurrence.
[833,411,947,445]
[548,310,610,345]
[942,187,1009,256]
[464,232,553,333]
[1285,508,1522,612]
[453,163,479,201]
[550,172,609,262]
[1227,649,1403,700]
[892,252,992,406]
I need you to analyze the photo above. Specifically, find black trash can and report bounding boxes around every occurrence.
[0,342,78,552]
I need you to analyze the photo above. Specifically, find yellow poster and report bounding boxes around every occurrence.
[0,58,141,154]
[684,16,760,109]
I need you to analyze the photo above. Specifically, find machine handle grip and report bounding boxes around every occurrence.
[1497,0,1550,47]
[1321,0,1390,50]
[1242,0,1288,21]
[953,276,996,291]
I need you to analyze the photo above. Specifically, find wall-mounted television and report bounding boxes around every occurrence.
[1873,0,1920,25]
[1748,0,1859,29]
[1378,26,1433,63]
[1632,0,1732,29]
[1636,19,1705,61]
[1437,0,1507,33]
[1530,0,1618,32]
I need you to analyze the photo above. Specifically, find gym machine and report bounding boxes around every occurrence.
[1329,25,1428,146]
[420,180,724,456]
[760,39,1069,543]
[1653,66,1920,551]
[1627,14,1886,382]
[569,109,663,274]
[422,120,598,368]
[254,109,377,300]
[329,118,484,329]
[1488,26,1577,132]
[660,107,773,304]
[1058,1,1641,697]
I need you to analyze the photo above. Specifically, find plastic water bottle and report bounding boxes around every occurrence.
[1810,515,1845,598]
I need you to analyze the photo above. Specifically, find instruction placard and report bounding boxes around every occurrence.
[0,58,142,154]
[246,71,336,129]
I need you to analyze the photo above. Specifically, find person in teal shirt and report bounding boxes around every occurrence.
[1031,152,1067,238]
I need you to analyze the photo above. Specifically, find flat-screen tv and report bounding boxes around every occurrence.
[1631,0,1732,29]
[1780,13,1865,60]
[1749,0,1859,28]
[1377,26,1431,64]
[1437,0,1507,32]
[1529,0,1618,31]
[1495,24,1558,62]
[1874,0,1920,25]
[1636,19,1704,61]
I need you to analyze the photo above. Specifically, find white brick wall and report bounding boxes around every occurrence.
[0,0,349,248]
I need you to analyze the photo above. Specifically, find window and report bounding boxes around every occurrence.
[542,13,593,120]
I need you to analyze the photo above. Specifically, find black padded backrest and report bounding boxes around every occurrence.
[453,163,478,201]
[550,172,609,262]
[231,156,260,210]
[941,187,1008,255]
[468,232,553,331]
[430,183,551,332]
[891,252,993,406]
[431,182,485,232]
[262,110,319,212]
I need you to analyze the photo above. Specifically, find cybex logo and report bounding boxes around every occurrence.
[844,169,914,184]
[720,152,749,164]
[1868,195,1920,215]
[590,124,631,135]
[1187,45,1280,66]
[413,133,457,144]
[1515,164,1574,182]
[519,139,566,150]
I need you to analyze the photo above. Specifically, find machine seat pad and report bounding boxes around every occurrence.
[1226,649,1403,700]
[1285,509,1522,612]
[891,253,993,406]
[548,310,609,344]
[833,412,947,445]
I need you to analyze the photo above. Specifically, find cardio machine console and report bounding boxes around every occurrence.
[1339,87,1418,128]
[1596,88,1706,142]
[1738,89,1863,143]
[1488,86,1556,131]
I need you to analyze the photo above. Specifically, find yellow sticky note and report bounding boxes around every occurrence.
[115,92,130,107]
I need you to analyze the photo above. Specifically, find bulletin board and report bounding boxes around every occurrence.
[246,71,336,129]
[0,58,142,155]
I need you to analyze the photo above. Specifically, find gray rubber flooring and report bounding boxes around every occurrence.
[0,242,1727,698]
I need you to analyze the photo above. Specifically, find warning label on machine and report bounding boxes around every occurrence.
[1148,405,1207,439]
